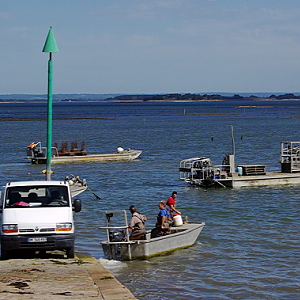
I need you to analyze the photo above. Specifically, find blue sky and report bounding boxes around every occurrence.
[1,0,300,94]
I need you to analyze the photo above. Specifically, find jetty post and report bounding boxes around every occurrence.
[42,27,59,180]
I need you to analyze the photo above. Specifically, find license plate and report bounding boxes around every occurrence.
[27,237,47,242]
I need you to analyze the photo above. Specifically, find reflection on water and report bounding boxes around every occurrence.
[1,101,300,299]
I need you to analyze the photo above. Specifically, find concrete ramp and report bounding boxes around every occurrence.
[0,253,137,299]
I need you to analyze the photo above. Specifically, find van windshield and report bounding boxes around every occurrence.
[4,186,70,208]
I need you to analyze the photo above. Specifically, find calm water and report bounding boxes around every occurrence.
[1,100,300,299]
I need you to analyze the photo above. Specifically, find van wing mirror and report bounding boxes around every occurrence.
[73,199,81,212]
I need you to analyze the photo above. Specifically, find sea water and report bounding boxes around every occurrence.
[1,100,300,299]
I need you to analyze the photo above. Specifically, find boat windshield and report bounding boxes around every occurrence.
[4,186,70,208]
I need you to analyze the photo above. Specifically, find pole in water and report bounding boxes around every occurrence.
[231,125,235,155]
[42,27,59,180]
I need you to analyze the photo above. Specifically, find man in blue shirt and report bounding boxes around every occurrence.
[155,201,171,236]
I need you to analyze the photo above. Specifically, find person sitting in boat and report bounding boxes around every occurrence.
[151,201,171,238]
[128,205,147,240]
[166,191,181,217]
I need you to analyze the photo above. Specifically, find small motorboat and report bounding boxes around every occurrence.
[99,210,205,260]
[65,175,87,197]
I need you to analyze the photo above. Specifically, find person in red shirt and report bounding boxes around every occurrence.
[166,191,181,217]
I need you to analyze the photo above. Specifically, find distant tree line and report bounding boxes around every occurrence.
[107,93,300,101]
[268,93,300,100]
[107,93,249,101]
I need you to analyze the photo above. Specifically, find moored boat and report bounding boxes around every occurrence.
[65,175,87,197]
[26,142,142,164]
[179,141,300,188]
[99,210,205,260]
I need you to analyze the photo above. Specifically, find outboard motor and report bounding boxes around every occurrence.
[108,230,126,260]
[109,230,126,242]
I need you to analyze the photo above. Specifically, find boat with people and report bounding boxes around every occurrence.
[26,142,142,164]
[99,210,205,260]
[179,141,300,188]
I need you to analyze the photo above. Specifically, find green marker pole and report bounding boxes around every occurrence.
[43,27,59,180]
[46,54,53,180]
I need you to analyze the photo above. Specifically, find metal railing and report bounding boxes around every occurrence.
[98,210,134,260]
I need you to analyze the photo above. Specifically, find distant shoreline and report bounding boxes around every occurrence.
[1,92,300,103]
[1,99,300,104]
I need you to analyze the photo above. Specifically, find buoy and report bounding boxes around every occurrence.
[41,169,54,174]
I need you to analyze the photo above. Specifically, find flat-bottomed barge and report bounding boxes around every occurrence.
[27,142,142,164]
[180,141,300,188]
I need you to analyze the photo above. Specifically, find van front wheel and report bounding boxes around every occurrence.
[66,247,75,258]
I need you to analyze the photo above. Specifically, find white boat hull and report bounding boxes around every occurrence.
[101,222,205,260]
[191,172,300,188]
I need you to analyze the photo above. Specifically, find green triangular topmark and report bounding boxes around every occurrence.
[43,27,59,53]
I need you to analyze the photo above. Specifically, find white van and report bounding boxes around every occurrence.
[0,180,81,259]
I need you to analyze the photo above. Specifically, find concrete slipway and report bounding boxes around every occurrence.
[0,253,137,300]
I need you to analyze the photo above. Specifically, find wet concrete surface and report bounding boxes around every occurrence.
[0,251,137,299]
